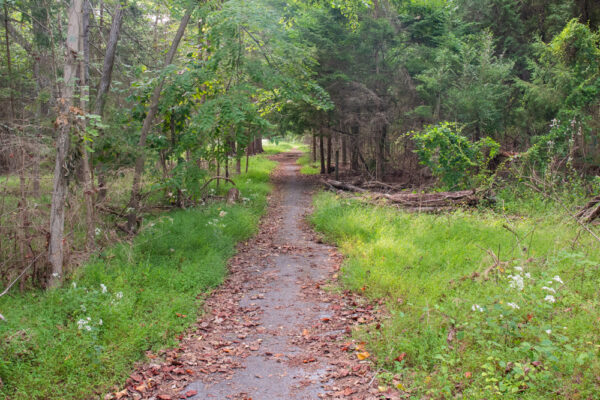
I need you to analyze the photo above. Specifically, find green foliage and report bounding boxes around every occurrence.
[412,122,500,189]
[310,191,600,398]
[0,155,277,400]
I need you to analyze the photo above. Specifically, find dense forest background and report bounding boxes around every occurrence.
[0,0,599,286]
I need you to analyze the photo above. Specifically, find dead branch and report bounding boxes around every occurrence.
[199,176,236,193]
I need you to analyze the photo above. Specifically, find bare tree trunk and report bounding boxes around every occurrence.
[127,7,194,233]
[48,0,83,288]
[245,143,250,173]
[94,1,124,202]
[319,133,325,174]
[93,1,123,116]
[3,3,15,121]
[80,0,95,250]
[326,131,332,174]
[32,156,40,197]
[312,132,316,162]
[254,134,263,153]
[342,135,347,166]
[18,144,29,290]
[376,126,387,181]
[350,126,359,172]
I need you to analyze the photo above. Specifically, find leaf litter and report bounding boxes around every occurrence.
[108,153,399,400]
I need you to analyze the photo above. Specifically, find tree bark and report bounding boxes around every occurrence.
[312,132,316,162]
[127,7,194,233]
[342,134,347,166]
[326,131,332,174]
[48,0,83,288]
[376,126,386,181]
[93,1,123,202]
[350,126,359,172]
[319,132,325,174]
[80,0,95,250]
[93,1,123,116]
[3,3,15,121]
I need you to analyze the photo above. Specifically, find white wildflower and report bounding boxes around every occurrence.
[98,319,103,326]
[524,273,531,279]
[544,295,556,303]
[77,319,87,330]
[471,304,484,312]
[508,274,524,291]
[545,329,552,335]
[514,266,523,272]
[542,286,556,293]
[219,211,227,217]
[115,292,123,300]
[85,325,92,331]
[72,282,77,289]
[507,302,520,310]
[100,284,107,293]
[553,275,564,284]
[52,272,60,278]
[95,227,102,236]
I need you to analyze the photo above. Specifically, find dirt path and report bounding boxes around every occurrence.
[117,152,387,400]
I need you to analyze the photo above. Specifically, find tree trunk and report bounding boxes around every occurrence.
[326,131,332,174]
[319,133,325,174]
[3,3,15,121]
[93,0,123,116]
[342,134,347,166]
[80,0,95,250]
[376,126,386,181]
[312,132,316,162]
[127,7,194,233]
[93,1,123,203]
[245,144,250,173]
[254,134,263,153]
[48,0,83,288]
[350,126,359,172]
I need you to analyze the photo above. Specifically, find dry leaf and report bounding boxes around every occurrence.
[356,351,370,360]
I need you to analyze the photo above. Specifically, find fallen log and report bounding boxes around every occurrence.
[324,180,366,193]
[375,190,479,208]
[324,179,479,208]
[575,195,600,223]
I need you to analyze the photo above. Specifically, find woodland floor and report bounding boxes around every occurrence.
[116,151,392,400]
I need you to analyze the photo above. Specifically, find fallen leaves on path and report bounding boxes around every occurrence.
[109,153,393,400]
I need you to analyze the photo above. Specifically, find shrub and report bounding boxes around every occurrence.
[411,122,500,189]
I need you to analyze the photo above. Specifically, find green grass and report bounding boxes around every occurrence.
[262,138,308,154]
[310,192,600,399]
[297,154,320,175]
[0,155,277,400]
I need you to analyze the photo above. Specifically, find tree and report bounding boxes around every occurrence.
[48,0,84,288]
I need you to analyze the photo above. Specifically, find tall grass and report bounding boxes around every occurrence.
[311,192,600,398]
[0,155,277,400]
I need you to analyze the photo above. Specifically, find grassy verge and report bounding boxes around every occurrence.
[263,138,308,154]
[310,192,600,398]
[0,155,277,400]
[297,154,320,175]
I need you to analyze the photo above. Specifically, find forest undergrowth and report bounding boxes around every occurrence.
[0,155,277,400]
